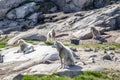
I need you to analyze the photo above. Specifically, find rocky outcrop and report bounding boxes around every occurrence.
[0,0,26,19]
[6,2,40,19]
[0,0,119,33]
[49,3,120,32]
[51,0,119,12]
[0,0,45,19]
[0,0,57,33]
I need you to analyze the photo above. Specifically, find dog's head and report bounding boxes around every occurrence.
[52,41,63,49]
[17,39,25,45]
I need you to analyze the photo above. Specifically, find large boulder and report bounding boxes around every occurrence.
[7,29,47,45]
[57,65,82,77]
[27,12,42,24]
[72,27,105,40]
[6,2,40,19]
[1,45,58,62]
[0,0,44,19]
[0,0,26,19]
[0,0,57,33]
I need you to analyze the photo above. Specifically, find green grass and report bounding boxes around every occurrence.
[0,42,6,48]
[0,35,12,49]
[22,75,72,80]
[64,43,120,50]
[22,71,120,80]
[74,71,108,80]
[45,40,54,45]
[0,36,40,49]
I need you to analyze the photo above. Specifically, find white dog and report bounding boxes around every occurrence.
[47,29,56,41]
[53,41,75,68]
[17,39,35,54]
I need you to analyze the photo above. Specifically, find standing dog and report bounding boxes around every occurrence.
[17,39,35,54]
[53,41,75,68]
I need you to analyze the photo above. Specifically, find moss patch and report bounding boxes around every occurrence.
[0,42,6,48]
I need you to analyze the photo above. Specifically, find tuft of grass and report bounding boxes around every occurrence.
[45,40,54,45]
[74,71,108,80]
[22,75,72,80]
[22,70,120,80]
[0,42,6,48]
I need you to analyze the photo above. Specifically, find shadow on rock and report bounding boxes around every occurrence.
[13,74,23,80]
[57,65,82,77]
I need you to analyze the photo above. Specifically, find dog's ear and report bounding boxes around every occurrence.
[17,39,24,44]
[56,41,60,44]
[57,41,63,48]
[17,40,21,44]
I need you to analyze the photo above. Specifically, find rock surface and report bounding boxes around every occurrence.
[0,0,120,80]
[1,45,58,62]
[7,28,47,45]
[6,2,39,19]
[0,0,57,32]
[0,45,120,79]
[51,0,112,12]
[115,36,120,43]
[0,0,119,33]
[72,27,105,40]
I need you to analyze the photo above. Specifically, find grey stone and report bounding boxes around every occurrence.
[107,46,115,50]
[103,54,114,61]
[6,2,39,19]
[57,65,82,77]
[89,55,97,58]
[27,12,42,24]
[51,0,114,12]
[84,48,93,52]
[44,19,51,22]
[0,0,26,19]
[27,34,47,41]
[49,6,57,13]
